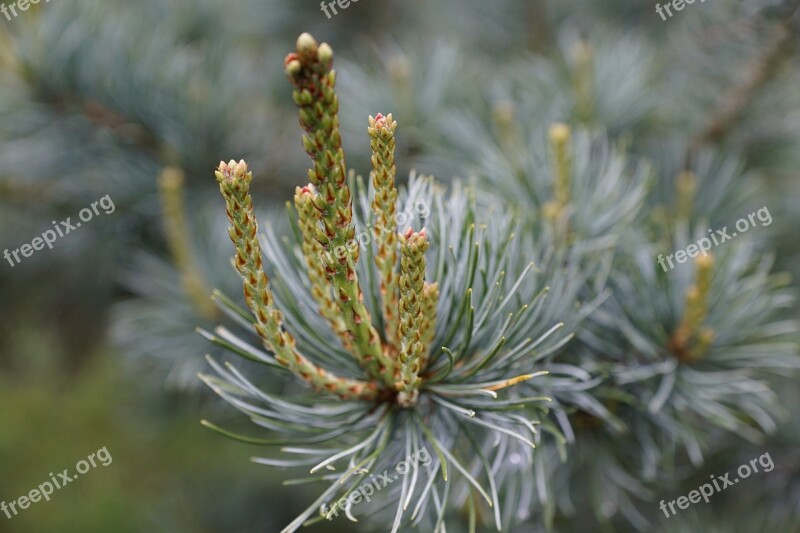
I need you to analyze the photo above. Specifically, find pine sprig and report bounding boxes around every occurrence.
[215,159,377,401]
[293,185,352,350]
[201,33,583,533]
[396,228,431,405]
[285,34,394,385]
[368,113,401,347]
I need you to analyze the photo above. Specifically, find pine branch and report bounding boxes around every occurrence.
[669,253,716,362]
[419,281,440,371]
[284,33,395,385]
[690,15,794,149]
[368,113,401,348]
[396,228,431,406]
[215,159,377,401]
[158,167,218,321]
[293,185,352,350]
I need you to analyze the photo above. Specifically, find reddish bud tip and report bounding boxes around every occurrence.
[215,159,249,183]
[284,53,299,67]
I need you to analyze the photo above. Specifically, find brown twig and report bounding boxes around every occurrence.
[685,9,797,169]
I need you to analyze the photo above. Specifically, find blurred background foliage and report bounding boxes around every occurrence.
[0,0,798,531]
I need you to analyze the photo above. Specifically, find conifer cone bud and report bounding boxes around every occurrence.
[159,167,217,320]
[549,123,572,206]
[318,42,333,65]
[671,253,716,362]
[215,160,377,400]
[296,32,318,61]
[676,171,698,219]
[294,185,352,350]
[368,113,401,347]
[283,34,395,384]
[396,228,431,401]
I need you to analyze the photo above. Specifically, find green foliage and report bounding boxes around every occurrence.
[1,1,798,532]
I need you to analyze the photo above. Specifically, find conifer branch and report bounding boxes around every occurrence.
[674,170,698,221]
[396,228,430,406]
[215,159,377,401]
[692,21,793,147]
[543,122,573,238]
[158,166,218,321]
[284,33,394,385]
[670,253,716,362]
[368,113,401,348]
[418,281,439,371]
[293,185,352,351]
[550,123,572,207]
[571,40,594,123]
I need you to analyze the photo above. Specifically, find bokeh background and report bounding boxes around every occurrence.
[1,0,798,531]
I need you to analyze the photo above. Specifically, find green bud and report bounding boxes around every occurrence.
[296,32,318,57]
[318,42,333,64]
